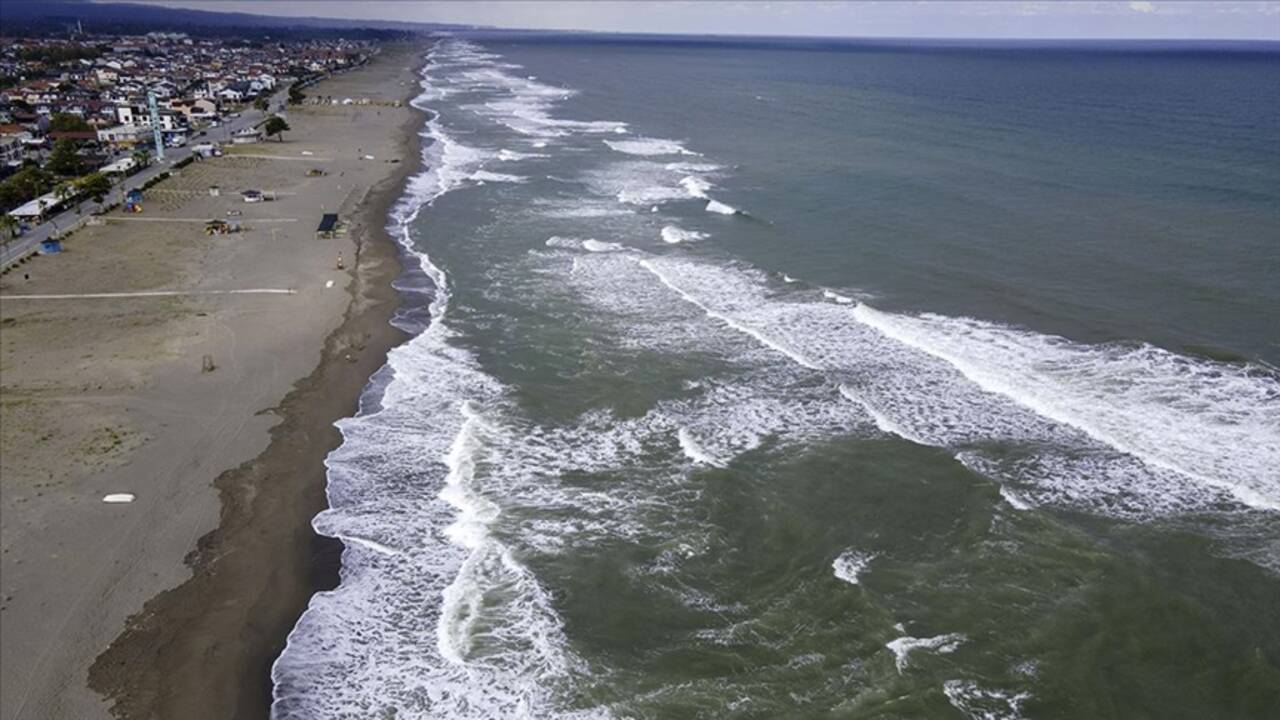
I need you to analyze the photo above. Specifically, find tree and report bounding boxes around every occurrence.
[76,172,112,202]
[0,214,18,239]
[49,113,93,133]
[263,115,290,142]
[55,182,75,210]
[46,139,84,176]
[132,147,152,170]
[0,165,53,211]
[254,97,270,112]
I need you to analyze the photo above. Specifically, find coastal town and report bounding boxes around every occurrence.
[1,29,374,236]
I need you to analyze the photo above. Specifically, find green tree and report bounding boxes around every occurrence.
[0,213,18,239]
[54,182,75,210]
[0,165,53,210]
[131,146,152,170]
[263,115,290,142]
[76,172,112,203]
[46,139,84,176]
[48,113,93,132]
[254,97,270,112]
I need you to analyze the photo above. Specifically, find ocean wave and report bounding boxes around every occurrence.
[660,225,708,244]
[632,255,1279,521]
[887,633,966,674]
[832,550,877,585]
[943,680,1032,720]
[271,39,604,720]
[604,137,699,156]
[705,199,739,215]
[851,304,1280,511]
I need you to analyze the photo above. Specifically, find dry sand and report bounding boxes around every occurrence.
[0,43,425,720]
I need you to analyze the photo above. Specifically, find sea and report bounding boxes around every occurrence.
[270,35,1280,719]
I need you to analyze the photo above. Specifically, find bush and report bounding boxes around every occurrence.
[173,156,194,169]
[141,172,170,191]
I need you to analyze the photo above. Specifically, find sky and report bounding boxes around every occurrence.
[123,1,1280,40]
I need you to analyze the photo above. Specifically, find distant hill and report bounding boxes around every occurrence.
[0,0,481,35]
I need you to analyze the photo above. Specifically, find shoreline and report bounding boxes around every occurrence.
[82,46,427,719]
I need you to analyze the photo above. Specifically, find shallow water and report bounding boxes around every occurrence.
[272,37,1280,719]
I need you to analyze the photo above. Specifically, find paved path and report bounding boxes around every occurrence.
[2,288,297,300]
[0,92,286,270]
[104,217,299,224]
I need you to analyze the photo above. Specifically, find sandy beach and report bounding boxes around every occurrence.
[0,43,424,720]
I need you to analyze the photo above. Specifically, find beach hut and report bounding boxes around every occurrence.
[316,213,339,239]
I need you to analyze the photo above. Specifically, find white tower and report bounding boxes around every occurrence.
[147,91,165,160]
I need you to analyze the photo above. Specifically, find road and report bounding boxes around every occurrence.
[0,94,284,270]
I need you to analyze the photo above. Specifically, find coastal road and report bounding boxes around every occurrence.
[0,93,285,271]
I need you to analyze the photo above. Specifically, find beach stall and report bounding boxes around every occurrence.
[231,127,263,145]
[124,189,144,213]
[100,157,137,177]
[192,142,223,158]
[40,238,62,254]
[8,192,64,222]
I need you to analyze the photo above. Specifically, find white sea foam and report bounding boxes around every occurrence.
[272,39,605,720]
[630,257,1271,523]
[999,484,1034,511]
[677,427,728,468]
[943,680,1032,720]
[832,550,876,585]
[665,161,722,173]
[823,290,854,304]
[887,633,966,674]
[471,170,527,183]
[638,258,822,370]
[537,199,637,218]
[706,199,738,215]
[680,175,712,199]
[851,304,1280,511]
[277,35,1280,720]
[498,148,549,161]
[583,239,626,253]
[545,235,583,249]
[661,225,708,244]
[604,137,699,156]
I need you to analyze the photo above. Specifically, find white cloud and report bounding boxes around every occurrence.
[1129,1,1157,12]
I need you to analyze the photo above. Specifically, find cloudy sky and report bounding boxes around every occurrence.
[127,1,1280,40]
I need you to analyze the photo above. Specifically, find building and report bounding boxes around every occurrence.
[231,126,262,144]
[97,124,149,146]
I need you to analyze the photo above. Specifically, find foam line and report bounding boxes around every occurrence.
[851,303,1280,511]
[638,259,821,370]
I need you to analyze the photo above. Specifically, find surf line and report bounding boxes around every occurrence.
[636,259,821,371]
[849,303,1280,512]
